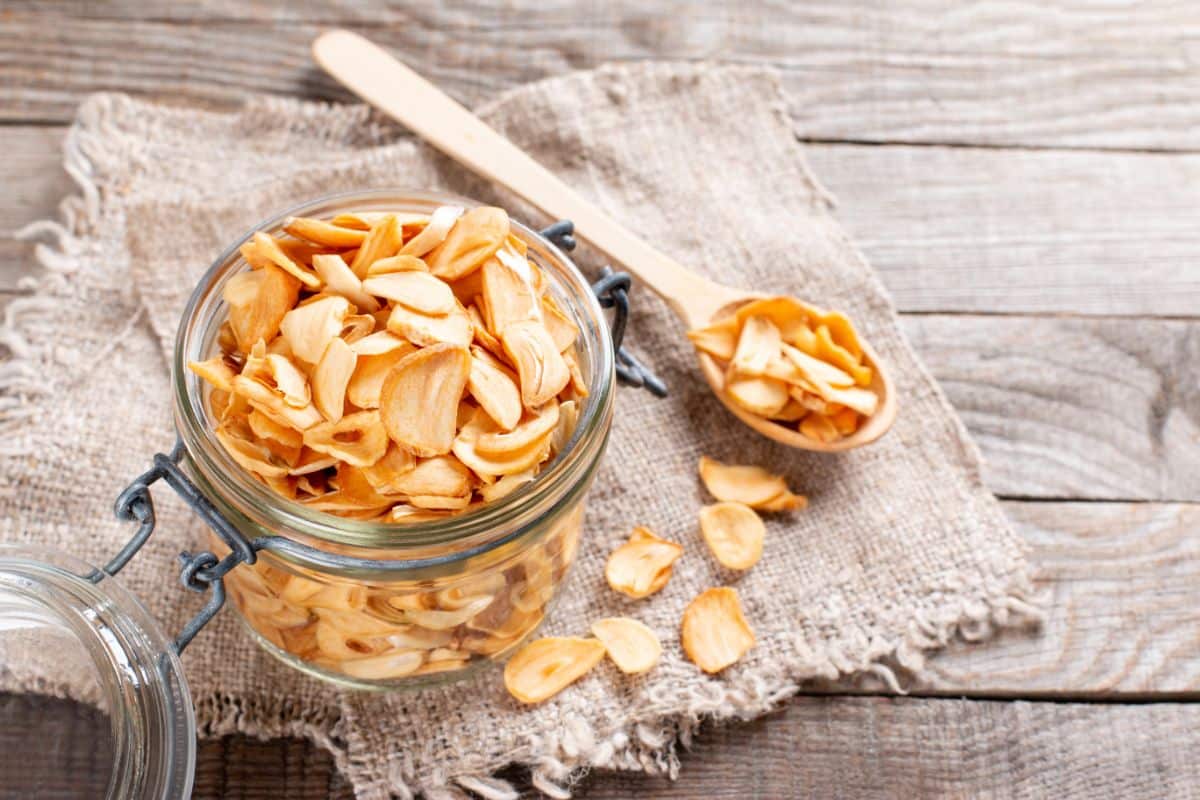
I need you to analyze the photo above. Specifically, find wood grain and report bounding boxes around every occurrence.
[194,736,352,800]
[4,129,1199,315]
[0,692,353,799]
[907,501,1200,697]
[906,316,1200,501]
[577,697,1200,799]
[806,144,1200,316]
[9,695,1200,799]
[5,2,1200,149]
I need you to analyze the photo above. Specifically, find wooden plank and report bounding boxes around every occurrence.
[578,697,1200,799]
[3,127,1198,315]
[905,315,1200,501]
[10,695,1200,798]
[0,693,354,799]
[194,735,353,800]
[909,501,1200,697]
[807,144,1200,316]
[0,126,70,293]
[4,3,1200,150]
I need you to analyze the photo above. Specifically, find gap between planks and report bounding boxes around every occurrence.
[6,693,1198,799]
[4,126,1199,316]
[3,2,1200,151]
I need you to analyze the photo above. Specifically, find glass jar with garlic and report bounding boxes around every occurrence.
[174,189,615,689]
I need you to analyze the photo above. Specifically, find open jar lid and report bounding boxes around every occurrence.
[0,545,195,799]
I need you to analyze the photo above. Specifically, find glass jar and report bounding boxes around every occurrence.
[171,189,616,689]
[0,545,195,798]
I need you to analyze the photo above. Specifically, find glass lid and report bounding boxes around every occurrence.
[0,545,196,799]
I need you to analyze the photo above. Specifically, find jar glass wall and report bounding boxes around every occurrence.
[172,190,615,689]
[0,545,195,799]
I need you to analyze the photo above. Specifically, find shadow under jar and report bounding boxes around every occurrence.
[173,189,615,690]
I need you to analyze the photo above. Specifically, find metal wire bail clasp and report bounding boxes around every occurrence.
[540,221,667,397]
[108,440,259,655]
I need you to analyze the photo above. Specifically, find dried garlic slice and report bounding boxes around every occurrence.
[698,502,765,570]
[503,636,606,704]
[681,587,755,674]
[349,331,412,356]
[362,271,456,316]
[311,338,357,424]
[247,409,303,452]
[481,253,539,336]
[467,303,506,360]
[725,375,789,417]
[697,456,805,511]
[386,302,474,348]
[400,596,493,630]
[350,214,404,279]
[686,317,738,361]
[231,375,323,431]
[366,254,429,276]
[478,469,535,503]
[215,424,289,478]
[280,295,353,364]
[605,527,683,599]
[502,320,571,409]
[816,383,878,417]
[830,406,859,436]
[800,412,840,443]
[399,205,464,257]
[550,399,579,455]
[360,445,417,494]
[815,324,871,386]
[475,399,558,457]
[541,295,579,352]
[188,357,236,393]
[733,296,813,342]
[283,216,367,248]
[311,253,380,313]
[453,406,552,479]
[262,354,311,409]
[379,343,472,457]
[383,454,473,499]
[240,232,322,289]
[224,266,300,353]
[730,315,781,377]
[780,343,855,389]
[408,493,472,510]
[340,650,426,680]
[426,206,509,281]
[345,348,412,409]
[302,410,389,468]
[590,617,661,674]
[467,346,523,431]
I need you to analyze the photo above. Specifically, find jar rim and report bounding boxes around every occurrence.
[172,188,615,555]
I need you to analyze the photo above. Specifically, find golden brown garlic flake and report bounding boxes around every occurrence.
[697,456,806,512]
[503,636,607,704]
[687,297,878,443]
[605,526,684,599]
[681,587,755,673]
[189,205,586,523]
[590,617,661,674]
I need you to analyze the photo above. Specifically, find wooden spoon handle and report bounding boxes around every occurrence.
[313,29,714,323]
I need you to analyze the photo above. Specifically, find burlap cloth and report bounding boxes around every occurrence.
[0,63,1041,798]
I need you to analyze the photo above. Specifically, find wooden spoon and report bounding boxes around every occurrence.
[313,30,896,451]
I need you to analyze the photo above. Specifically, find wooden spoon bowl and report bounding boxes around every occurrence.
[313,30,898,452]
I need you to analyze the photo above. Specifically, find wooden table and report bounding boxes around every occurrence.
[3,2,1198,797]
